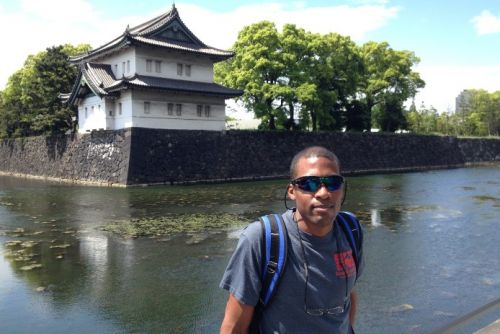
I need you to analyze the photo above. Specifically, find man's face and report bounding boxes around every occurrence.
[287,156,343,233]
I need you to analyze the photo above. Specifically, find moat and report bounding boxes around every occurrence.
[0,166,499,333]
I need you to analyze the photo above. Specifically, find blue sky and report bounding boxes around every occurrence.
[0,0,499,113]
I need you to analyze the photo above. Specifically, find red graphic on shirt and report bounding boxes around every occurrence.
[334,250,356,278]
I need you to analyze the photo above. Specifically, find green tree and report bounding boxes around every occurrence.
[468,89,500,136]
[216,22,423,133]
[0,44,91,138]
[279,24,313,130]
[373,94,407,132]
[308,33,364,131]
[214,21,285,130]
[359,41,425,131]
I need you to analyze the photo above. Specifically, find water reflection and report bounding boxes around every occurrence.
[370,209,382,227]
[1,167,499,333]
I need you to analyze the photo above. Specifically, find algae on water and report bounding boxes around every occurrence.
[101,213,247,238]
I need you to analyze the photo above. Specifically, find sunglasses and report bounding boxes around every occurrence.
[291,175,344,193]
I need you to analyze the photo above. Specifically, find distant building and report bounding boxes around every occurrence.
[455,89,472,116]
[64,5,242,133]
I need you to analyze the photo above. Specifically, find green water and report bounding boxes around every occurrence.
[0,167,499,333]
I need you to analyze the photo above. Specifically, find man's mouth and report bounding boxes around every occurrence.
[312,204,334,211]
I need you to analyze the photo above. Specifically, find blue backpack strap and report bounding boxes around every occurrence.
[249,214,288,334]
[336,211,363,281]
[258,213,288,306]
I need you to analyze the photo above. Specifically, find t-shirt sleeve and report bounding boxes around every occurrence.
[219,222,263,306]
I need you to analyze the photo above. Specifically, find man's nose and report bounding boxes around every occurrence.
[314,183,330,198]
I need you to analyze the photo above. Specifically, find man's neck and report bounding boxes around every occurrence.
[294,211,334,237]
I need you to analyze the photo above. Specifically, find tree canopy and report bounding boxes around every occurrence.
[215,21,425,132]
[0,44,91,138]
[407,90,500,137]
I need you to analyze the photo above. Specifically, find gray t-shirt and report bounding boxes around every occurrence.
[220,209,364,334]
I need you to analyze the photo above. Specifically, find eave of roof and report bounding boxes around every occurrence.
[65,63,119,106]
[64,64,242,107]
[111,75,243,98]
[70,5,233,63]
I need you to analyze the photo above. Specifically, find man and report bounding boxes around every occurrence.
[220,146,364,334]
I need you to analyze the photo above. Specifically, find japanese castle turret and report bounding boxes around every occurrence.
[64,5,242,133]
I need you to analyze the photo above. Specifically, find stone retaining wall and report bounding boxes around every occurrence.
[0,130,130,185]
[0,128,499,186]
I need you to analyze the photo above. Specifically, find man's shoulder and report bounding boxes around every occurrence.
[241,211,292,243]
[240,220,261,240]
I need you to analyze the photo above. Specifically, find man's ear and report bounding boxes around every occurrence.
[287,183,296,201]
[341,181,347,205]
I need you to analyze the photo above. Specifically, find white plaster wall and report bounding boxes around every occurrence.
[135,47,214,82]
[112,91,134,129]
[130,90,226,130]
[104,98,116,130]
[77,89,227,132]
[101,48,136,78]
[77,95,107,133]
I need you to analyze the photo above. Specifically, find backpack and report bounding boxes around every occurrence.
[249,211,363,333]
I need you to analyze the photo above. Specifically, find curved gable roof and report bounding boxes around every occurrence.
[70,5,233,63]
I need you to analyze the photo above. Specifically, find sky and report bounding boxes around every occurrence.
[0,0,499,114]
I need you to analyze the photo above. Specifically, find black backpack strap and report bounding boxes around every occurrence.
[336,211,363,281]
[249,213,288,334]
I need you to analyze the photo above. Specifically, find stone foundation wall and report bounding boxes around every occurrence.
[0,128,499,186]
[127,129,500,184]
[0,130,131,185]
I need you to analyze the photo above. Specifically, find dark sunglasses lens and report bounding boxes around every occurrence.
[295,176,343,192]
[300,178,320,192]
[324,176,343,191]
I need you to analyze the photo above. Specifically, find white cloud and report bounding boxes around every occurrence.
[5,1,497,118]
[414,63,500,112]
[0,1,153,89]
[472,10,500,35]
[0,1,398,89]
[20,0,97,22]
[178,2,399,48]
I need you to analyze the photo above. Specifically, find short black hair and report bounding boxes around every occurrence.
[289,146,341,179]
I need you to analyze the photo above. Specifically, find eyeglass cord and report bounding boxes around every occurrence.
[293,212,349,316]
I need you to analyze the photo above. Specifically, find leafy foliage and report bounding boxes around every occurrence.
[408,90,500,137]
[0,44,91,138]
[215,21,424,132]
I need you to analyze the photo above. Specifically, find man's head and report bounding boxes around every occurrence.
[287,146,343,236]
[289,146,341,179]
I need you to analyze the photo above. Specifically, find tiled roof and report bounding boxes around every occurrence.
[131,36,233,57]
[116,75,243,97]
[81,63,119,95]
[65,65,242,106]
[70,5,233,63]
